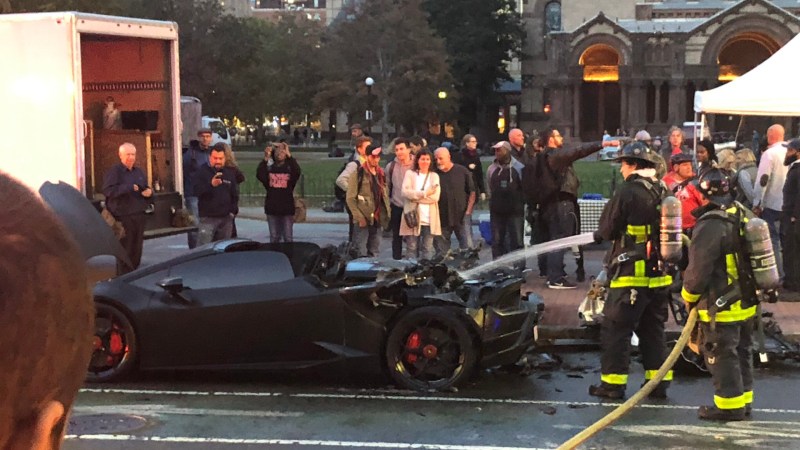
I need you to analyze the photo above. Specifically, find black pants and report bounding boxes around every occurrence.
[782,218,800,291]
[599,287,670,389]
[541,199,578,283]
[117,213,146,275]
[346,202,354,242]
[390,204,404,260]
[700,318,754,410]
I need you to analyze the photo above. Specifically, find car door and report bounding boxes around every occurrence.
[142,251,345,369]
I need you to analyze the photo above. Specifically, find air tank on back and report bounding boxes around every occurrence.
[660,196,683,263]
[745,217,780,290]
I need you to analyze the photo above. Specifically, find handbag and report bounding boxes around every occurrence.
[402,172,429,228]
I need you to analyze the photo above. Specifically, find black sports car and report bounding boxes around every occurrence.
[90,240,544,391]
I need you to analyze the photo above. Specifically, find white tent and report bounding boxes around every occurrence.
[694,32,800,116]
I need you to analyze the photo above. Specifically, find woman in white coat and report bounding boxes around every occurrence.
[399,149,441,259]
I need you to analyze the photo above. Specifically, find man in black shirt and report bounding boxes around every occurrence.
[103,142,152,274]
[193,143,240,245]
[434,147,475,257]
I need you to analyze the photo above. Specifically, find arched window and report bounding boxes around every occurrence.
[545,1,561,32]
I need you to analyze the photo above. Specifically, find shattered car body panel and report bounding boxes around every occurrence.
[90,240,543,390]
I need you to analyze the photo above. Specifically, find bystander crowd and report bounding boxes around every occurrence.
[103,142,152,274]
[194,143,239,245]
[434,147,475,256]
[183,128,213,248]
[347,145,390,257]
[401,149,441,259]
[487,141,524,261]
[257,142,302,243]
[385,138,415,259]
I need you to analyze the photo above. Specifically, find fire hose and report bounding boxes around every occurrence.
[556,307,698,450]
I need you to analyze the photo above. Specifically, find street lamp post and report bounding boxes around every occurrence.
[365,77,374,136]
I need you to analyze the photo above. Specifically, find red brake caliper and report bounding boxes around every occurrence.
[109,331,124,355]
[405,331,421,363]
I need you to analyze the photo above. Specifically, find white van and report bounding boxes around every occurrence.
[203,116,232,147]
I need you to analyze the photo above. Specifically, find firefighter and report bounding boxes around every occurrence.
[589,141,673,400]
[681,168,759,421]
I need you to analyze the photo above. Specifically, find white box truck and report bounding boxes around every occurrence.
[0,12,191,238]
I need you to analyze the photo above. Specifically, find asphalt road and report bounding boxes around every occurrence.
[66,352,800,449]
[72,219,800,449]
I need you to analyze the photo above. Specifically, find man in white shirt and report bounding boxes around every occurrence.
[753,124,789,279]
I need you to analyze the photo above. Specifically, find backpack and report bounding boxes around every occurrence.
[523,152,562,206]
[334,158,360,200]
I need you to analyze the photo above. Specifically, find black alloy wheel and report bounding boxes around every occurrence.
[87,303,137,382]
[385,306,477,391]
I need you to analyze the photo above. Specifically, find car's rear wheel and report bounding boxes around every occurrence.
[385,306,477,391]
[87,303,137,382]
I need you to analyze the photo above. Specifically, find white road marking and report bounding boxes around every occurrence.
[73,404,303,418]
[64,434,547,449]
[78,388,800,415]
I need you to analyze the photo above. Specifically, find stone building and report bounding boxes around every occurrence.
[519,0,800,140]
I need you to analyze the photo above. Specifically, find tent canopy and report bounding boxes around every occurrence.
[694,32,800,116]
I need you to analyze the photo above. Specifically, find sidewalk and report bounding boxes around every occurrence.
[239,206,492,225]
[237,207,800,340]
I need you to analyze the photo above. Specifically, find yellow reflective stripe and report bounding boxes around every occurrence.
[601,373,628,385]
[644,370,673,381]
[649,276,673,288]
[626,225,650,235]
[610,277,651,288]
[635,260,645,277]
[726,253,738,285]
[682,287,701,303]
[610,275,673,289]
[714,394,746,410]
[697,301,758,322]
[743,391,753,404]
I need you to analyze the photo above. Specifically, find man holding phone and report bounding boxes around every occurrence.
[103,142,152,274]
[193,143,239,245]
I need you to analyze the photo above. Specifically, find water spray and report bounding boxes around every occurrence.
[459,232,596,280]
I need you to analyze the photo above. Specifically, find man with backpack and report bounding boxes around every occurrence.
[487,141,525,261]
[336,136,372,240]
[346,145,390,257]
[533,127,619,289]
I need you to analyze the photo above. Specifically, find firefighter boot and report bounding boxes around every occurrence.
[643,381,669,399]
[589,383,625,399]
[697,405,746,421]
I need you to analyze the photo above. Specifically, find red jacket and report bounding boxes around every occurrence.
[663,172,703,230]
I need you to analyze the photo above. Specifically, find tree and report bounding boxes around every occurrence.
[315,0,455,143]
[423,0,524,133]
[4,0,124,14]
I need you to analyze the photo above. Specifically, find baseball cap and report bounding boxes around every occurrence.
[368,145,382,156]
[783,138,800,151]
[350,123,362,131]
[492,141,512,152]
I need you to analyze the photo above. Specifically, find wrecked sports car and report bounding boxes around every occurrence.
[90,241,544,391]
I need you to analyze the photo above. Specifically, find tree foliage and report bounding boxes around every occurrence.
[4,0,124,14]
[423,0,524,131]
[315,0,456,135]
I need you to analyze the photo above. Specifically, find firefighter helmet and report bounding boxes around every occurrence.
[696,168,733,206]
[615,141,659,167]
